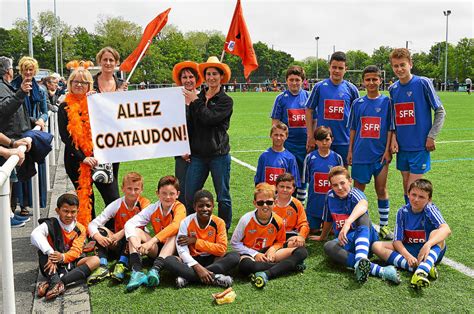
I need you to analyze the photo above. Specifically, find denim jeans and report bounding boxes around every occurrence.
[174,156,189,205]
[185,154,232,229]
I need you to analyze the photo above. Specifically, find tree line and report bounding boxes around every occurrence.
[0,11,472,84]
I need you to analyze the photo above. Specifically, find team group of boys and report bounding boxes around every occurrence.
[31,48,451,301]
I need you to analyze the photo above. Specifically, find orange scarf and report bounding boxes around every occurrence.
[64,93,94,226]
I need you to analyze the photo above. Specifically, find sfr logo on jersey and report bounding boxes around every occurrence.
[331,213,350,230]
[395,102,416,125]
[360,116,381,139]
[287,108,306,128]
[265,167,285,185]
[313,172,330,194]
[403,229,426,244]
[323,99,345,121]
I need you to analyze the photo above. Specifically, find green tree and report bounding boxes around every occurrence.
[95,16,141,60]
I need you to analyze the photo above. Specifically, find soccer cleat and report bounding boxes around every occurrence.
[147,269,160,287]
[45,281,65,300]
[252,271,268,289]
[410,270,430,289]
[428,266,439,280]
[296,262,307,272]
[379,225,394,240]
[381,266,401,284]
[37,281,49,298]
[176,276,188,289]
[87,265,110,285]
[126,271,148,291]
[214,274,233,288]
[354,258,371,283]
[111,263,127,282]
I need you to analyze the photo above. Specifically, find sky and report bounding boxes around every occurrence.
[0,0,472,61]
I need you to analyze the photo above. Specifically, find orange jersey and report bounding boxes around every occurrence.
[177,214,227,266]
[273,197,310,238]
[47,222,86,264]
[231,210,285,257]
[114,196,150,231]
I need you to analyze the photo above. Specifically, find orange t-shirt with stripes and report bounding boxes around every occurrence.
[47,222,86,264]
[114,196,151,231]
[273,197,310,238]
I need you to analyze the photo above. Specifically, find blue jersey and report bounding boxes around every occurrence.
[348,95,394,164]
[389,75,442,152]
[394,203,446,246]
[322,188,368,237]
[254,148,301,188]
[302,150,343,217]
[305,78,359,145]
[270,89,310,148]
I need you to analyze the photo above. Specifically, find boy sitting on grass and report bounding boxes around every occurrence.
[372,179,451,289]
[312,166,400,284]
[32,193,100,300]
[87,172,151,284]
[123,175,186,291]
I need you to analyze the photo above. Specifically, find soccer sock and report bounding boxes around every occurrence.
[388,251,413,271]
[207,252,240,274]
[404,194,410,205]
[377,199,390,227]
[354,226,370,263]
[370,263,383,277]
[152,257,165,272]
[129,253,143,272]
[163,256,199,282]
[266,247,308,279]
[238,257,273,276]
[118,255,129,266]
[296,183,308,203]
[417,245,442,274]
[61,264,92,285]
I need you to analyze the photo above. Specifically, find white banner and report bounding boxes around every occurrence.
[87,87,189,163]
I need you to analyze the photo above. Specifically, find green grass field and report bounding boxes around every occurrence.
[90,91,474,312]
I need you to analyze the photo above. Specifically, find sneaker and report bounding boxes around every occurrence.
[111,263,127,282]
[45,281,65,300]
[410,270,430,289]
[296,262,307,272]
[379,225,394,240]
[87,265,110,285]
[10,217,26,228]
[126,271,148,291]
[13,214,30,223]
[37,281,49,298]
[147,269,160,287]
[354,258,371,283]
[381,266,401,284]
[428,266,439,280]
[251,271,268,289]
[176,276,188,289]
[214,274,233,288]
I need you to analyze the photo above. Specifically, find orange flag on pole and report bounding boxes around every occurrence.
[120,8,171,73]
[224,0,258,78]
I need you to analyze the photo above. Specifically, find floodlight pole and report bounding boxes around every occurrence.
[54,0,58,73]
[443,10,451,91]
[315,36,320,81]
[27,0,33,57]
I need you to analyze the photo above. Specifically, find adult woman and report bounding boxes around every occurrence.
[57,60,111,226]
[171,61,203,204]
[11,56,49,213]
[184,56,233,230]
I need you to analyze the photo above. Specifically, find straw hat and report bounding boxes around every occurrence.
[172,61,203,87]
[198,56,231,84]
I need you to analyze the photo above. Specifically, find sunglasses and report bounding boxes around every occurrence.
[256,200,274,206]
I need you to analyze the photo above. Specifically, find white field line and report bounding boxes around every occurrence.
[231,155,474,279]
[437,139,474,144]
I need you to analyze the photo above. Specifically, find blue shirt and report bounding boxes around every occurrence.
[302,150,343,216]
[270,89,310,148]
[394,203,446,245]
[322,187,367,236]
[305,78,359,145]
[389,75,442,151]
[255,148,301,188]
[348,95,394,164]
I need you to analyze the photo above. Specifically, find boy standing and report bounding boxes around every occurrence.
[87,172,151,284]
[305,51,359,166]
[254,122,301,189]
[347,65,394,239]
[389,48,446,204]
[372,179,451,289]
[31,193,100,300]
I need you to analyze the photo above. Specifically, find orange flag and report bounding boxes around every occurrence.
[120,8,171,72]
[224,0,258,78]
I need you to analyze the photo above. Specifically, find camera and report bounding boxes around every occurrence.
[91,163,114,184]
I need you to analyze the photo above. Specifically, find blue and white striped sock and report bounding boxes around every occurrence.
[378,199,390,227]
[354,230,370,263]
[370,263,382,277]
[388,251,413,271]
[417,245,441,274]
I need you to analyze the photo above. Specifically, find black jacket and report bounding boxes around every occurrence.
[58,101,87,163]
[0,77,33,139]
[187,86,233,157]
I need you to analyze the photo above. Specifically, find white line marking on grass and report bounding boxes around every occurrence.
[437,139,474,144]
[232,149,265,153]
[441,258,474,279]
[231,156,257,171]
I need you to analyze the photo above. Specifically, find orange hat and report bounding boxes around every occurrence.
[199,56,231,84]
[172,61,203,87]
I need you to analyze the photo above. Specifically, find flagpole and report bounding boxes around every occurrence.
[220,49,226,62]
[125,39,152,83]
